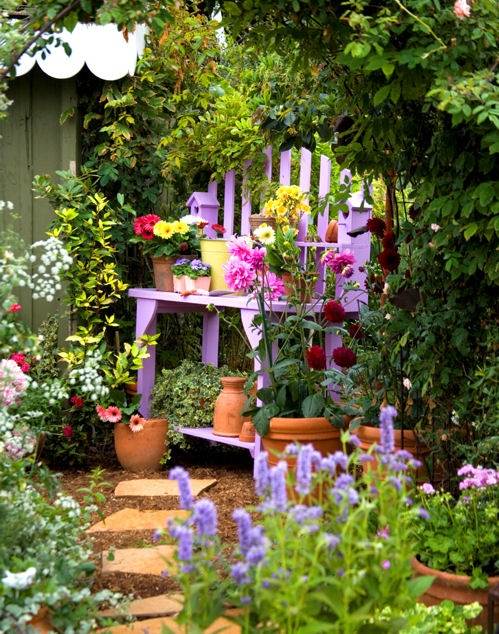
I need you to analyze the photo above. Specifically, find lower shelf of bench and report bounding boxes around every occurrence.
[179,427,256,456]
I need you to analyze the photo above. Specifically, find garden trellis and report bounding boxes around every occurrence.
[129,146,372,474]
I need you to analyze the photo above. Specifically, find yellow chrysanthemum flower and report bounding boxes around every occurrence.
[253,223,276,245]
[153,221,174,240]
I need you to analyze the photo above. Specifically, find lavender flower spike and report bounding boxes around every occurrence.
[176,525,193,563]
[379,405,397,453]
[192,499,218,537]
[233,508,252,555]
[169,466,193,510]
[295,444,314,496]
[270,461,288,512]
[255,452,270,497]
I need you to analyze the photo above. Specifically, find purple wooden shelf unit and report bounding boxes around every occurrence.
[129,147,372,475]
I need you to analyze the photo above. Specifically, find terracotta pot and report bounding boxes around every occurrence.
[125,382,137,396]
[29,607,52,633]
[239,421,256,443]
[152,256,175,292]
[114,418,168,472]
[281,272,313,302]
[325,219,338,242]
[249,214,277,234]
[411,557,499,628]
[263,417,342,467]
[354,425,429,482]
[213,377,247,437]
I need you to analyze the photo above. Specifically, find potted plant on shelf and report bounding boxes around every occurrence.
[249,184,310,234]
[223,233,361,464]
[413,465,499,628]
[172,257,192,293]
[184,259,212,293]
[131,214,200,291]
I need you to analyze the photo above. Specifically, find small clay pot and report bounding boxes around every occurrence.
[354,425,429,483]
[325,219,338,242]
[114,418,168,472]
[29,607,52,633]
[173,275,187,293]
[213,377,247,437]
[263,417,342,467]
[151,256,175,292]
[239,421,256,443]
[411,557,499,628]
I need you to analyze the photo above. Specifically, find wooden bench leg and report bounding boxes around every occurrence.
[136,298,158,418]
[202,311,220,367]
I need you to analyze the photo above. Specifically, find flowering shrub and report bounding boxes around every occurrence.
[164,407,434,632]
[415,465,499,588]
[0,359,29,408]
[0,457,120,631]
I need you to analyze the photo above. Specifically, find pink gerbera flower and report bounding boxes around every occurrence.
[129,414,145,433]
[96,405,110,422]
[106,406,122,423]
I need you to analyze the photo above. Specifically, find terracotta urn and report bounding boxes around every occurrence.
[411,557,499,628]
[263,417,342,467]
[354,425,429,483]
[213,377,247,437]
[114,418,168,472]
[151,256,175,292]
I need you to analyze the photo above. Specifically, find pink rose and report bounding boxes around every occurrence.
[454,0,471,19]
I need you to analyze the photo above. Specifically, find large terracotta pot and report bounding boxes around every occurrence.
[263,417,342,467]
[114,418,168,472]
[151,256,175,292]
[355,425,429,482]
[411,557,499,628]
[213,377,247,437]
[29,607,52,633]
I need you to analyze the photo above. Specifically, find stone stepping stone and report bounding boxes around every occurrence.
[114,478,217,498]
[97,615,240,633]
[88,509,189,533]
[101,545,175,576]
[99,593,183,619]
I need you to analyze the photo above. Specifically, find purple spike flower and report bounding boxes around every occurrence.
[270,461,288,512]
[246,545,266,565]
[324,533,340,550]
[192,499,218,537]
[255,452,270,496]
[169,466,193,510]
[233,509,252,554]
[231,562,251,586]
[295,444,314,496]
[176,525,193,563]
[333,451,348,471]
[379,405,397,453]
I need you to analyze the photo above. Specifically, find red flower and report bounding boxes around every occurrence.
[324,299,346,323]
[7,303,21,313]
[333,346,357,369]
[366,218,386,238]
[382,231,396,249]
[306,345,326,371]
[378,248,400,272]
[212,224,226,235]
[348,322,364,339]
[70,395,85,409]
[62,425,73,438]
[178,241,189,253]
[10,352,30,373]
[133,214,161,240]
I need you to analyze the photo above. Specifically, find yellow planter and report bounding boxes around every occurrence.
[200,238,229,291]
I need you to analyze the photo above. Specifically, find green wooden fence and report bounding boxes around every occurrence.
[0,67,78,332]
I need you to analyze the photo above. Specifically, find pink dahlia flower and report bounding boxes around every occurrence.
[224,257,256,292]
[227,236,254,263]
[248,246,267,271]
[324,249,356,275]
[260,271,285,301]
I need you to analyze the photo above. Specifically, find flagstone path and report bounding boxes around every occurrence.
[88,475,240,633]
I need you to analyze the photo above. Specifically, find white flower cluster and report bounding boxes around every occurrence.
[0,200,14,212]
[30,237,72,302]
[2,566,37,590]
[68,350,109,401]
[55,494,81,519]
[30,377,69,406]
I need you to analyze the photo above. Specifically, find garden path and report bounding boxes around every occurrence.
[60,463,255,632]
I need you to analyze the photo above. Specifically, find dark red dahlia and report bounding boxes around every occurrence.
[178,241,189,253]
[348,322,364,340]
[62,425,73,438]
[70,395,85,409]
[324,299,346,323]
[333,346,357,369]
[382,231,396,249]
[378,248,400,272]
[306,345,327,371]
[366,217,386,238]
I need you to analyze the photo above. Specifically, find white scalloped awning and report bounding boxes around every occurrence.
[15,23,147,81]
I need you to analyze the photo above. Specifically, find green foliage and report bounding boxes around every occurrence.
[151,359,240,451]
[377,601,482,633]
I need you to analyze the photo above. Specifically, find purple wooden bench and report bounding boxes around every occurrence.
[129,147,372,474]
